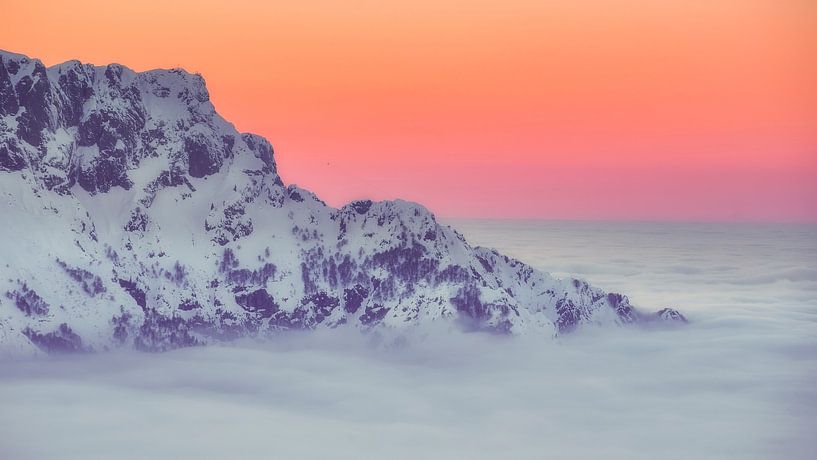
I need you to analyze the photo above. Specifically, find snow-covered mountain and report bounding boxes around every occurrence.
[0,50,685,354]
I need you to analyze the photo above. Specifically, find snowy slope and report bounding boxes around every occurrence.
[0,50,684,353]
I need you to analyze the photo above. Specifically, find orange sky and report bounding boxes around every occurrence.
[2,0,816,221]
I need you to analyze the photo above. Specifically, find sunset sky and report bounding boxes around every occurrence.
[2,0,815,221]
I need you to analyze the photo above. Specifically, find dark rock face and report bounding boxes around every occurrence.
[140,168,193,207]
[607,293,637,323]
[117,279,146,308]
[14,62,54,148]
[451,284,514,332]
[111,310,132,345]
[76,102,145,193]
[23,323,84,353]
[0,138,25,171]
[289,189,304,202]
[235,289,280,318]
[343,285,368,314]
[350,200,372,214]
[212,202,254,244]
[57,259,106,296]
[302,292,339,323]
[555,298,582,333]
[368,243,439,285]
[186,135,223,178]
[77,153,132,193]
[55,61,93,126]
[125,207,149,232]
[242,133,278,177]
[653,308,687,323]
[226,263,277,286]
[0,56,20,116]
[360,303,388,325]
[135,307,200,352]
[179,299,202,311]
[7,284,50,316]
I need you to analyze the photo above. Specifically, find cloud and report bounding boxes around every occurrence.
[1,221,815,459]
[1,320,815,460]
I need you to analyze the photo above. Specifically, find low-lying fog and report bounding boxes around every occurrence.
[1,221,815,459]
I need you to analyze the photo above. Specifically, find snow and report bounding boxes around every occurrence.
[1,50,680,352]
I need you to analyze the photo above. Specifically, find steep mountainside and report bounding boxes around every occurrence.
[0,50,684,353]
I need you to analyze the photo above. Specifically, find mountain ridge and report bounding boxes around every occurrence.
[0,49,684,354]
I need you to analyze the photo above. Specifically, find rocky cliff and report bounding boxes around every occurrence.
[0,50,684,353]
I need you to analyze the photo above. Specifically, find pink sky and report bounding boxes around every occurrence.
[2,0,815,221]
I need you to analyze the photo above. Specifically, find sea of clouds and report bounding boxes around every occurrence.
[1,221,815,459]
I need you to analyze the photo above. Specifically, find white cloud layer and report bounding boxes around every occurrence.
[1,221,815,459]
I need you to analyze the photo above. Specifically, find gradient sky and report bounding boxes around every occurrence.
[2,0,815,221]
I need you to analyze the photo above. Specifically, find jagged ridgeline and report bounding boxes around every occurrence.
[0,50,685,353]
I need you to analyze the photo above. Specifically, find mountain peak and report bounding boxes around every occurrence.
[0,50,684,354]
[0,50,277,196]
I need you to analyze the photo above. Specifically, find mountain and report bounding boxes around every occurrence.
[0,50,685,354]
